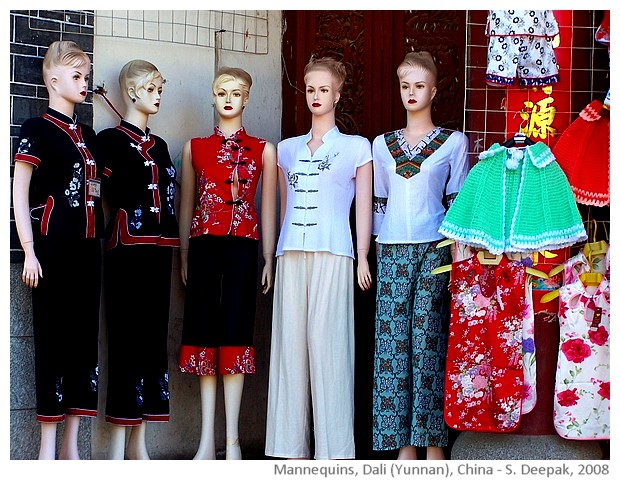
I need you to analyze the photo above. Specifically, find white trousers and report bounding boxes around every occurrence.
[265,251,355,459]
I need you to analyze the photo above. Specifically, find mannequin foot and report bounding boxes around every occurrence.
[126,442,150,460]
[59,415,81,459]
[58,444,80,460]
[193,444,216,460]
[226,438,242,460]
[426,446,445,460]
[39,423,57,460]
[126,424,150,460]
[397,446,417,460]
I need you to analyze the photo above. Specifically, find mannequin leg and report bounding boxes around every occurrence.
[426,446,445,460]
[194,375,217,460]
[108,425,127,460]
[58,415,81,460]
[126,423,150,460]
[398,445,418,460]
[223,373,244,460]
[38,422,57,460]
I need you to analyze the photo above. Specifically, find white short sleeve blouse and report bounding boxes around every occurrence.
[276,126,372,258]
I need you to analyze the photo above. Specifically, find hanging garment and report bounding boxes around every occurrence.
[595,11,611,108]
[521,278,537,414]
[553,276,610,440]
[552,100,610,207]
[444,254,527,432]
[439,142,587,254]
[485,10,560,87]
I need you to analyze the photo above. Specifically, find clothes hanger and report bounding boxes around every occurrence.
[437,239,454,248]
[543,220,608,300]
[502,131,535,147]
[477,250,502,265]
[540,289,560,303]
[579,272,603,287]
[502,117,535,147]
[541,267,604,304]
[583,219,608,259]
[431,250,548,278]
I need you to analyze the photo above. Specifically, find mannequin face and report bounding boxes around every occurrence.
[50,63,90,105]
[132,76,163,115]
[399,66,436,113]
[214,79,248,119]
[305,69,340,116]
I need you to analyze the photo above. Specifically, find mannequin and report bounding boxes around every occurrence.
[12,40,104,459]
[371,51,469,460]
[97,60,179,460]
[177,67,277,460]
[265,56,373,460]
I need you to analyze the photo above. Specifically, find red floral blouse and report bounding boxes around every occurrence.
[190,127,266,240]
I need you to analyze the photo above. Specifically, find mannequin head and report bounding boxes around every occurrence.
[397,51,437,86]
[119,59,164,110]
[212,67,252,99]
[212,67,252,119]
[304,56,346,94]
[42,40,91,104]
[397,51,437,113]
[303,57,346,116]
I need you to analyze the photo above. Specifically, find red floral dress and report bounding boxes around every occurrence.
[444,254,527,432]
[553,276,610,439]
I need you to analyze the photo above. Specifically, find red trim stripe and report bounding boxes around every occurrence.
[116,125,161,223]
[105,209,180,250]
[43,114,98,238]
[14,152,41,167]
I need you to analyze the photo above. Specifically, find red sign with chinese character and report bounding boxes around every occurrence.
[505,11,574,150]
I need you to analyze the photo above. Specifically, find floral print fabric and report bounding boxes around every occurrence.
[553,276,610,439]
[444,255,527,432]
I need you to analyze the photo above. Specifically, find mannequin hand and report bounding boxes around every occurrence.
[22,252,43,289]
[180,250,188,286]
[261,257,274,294]
[356,256,372,291]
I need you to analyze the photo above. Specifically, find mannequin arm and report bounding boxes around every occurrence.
[13,161,43,288]
[355,161,373,291]
[178,140,196,285]
[260,142,277,293]
[277,166,288,228]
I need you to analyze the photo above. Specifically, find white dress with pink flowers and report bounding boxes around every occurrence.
[553,275,610,439]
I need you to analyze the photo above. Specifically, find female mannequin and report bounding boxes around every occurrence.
[178,67,277,460]
[265,56,373,460]
[12,40,104,459]
[97,60,179,460]
[371,51,469,460]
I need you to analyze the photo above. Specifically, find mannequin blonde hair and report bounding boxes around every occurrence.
[304,56,347,94]
[42,40,90,86]
[397,51,437,86]
[119,59,164,101]
[212,67,252,100]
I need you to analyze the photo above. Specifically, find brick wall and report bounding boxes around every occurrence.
[9,10,95,460]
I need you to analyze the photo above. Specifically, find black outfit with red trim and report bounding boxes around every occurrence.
[98,120,179,425]
[14,107,104,422]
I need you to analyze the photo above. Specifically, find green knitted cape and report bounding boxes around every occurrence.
[439,142,587,254]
